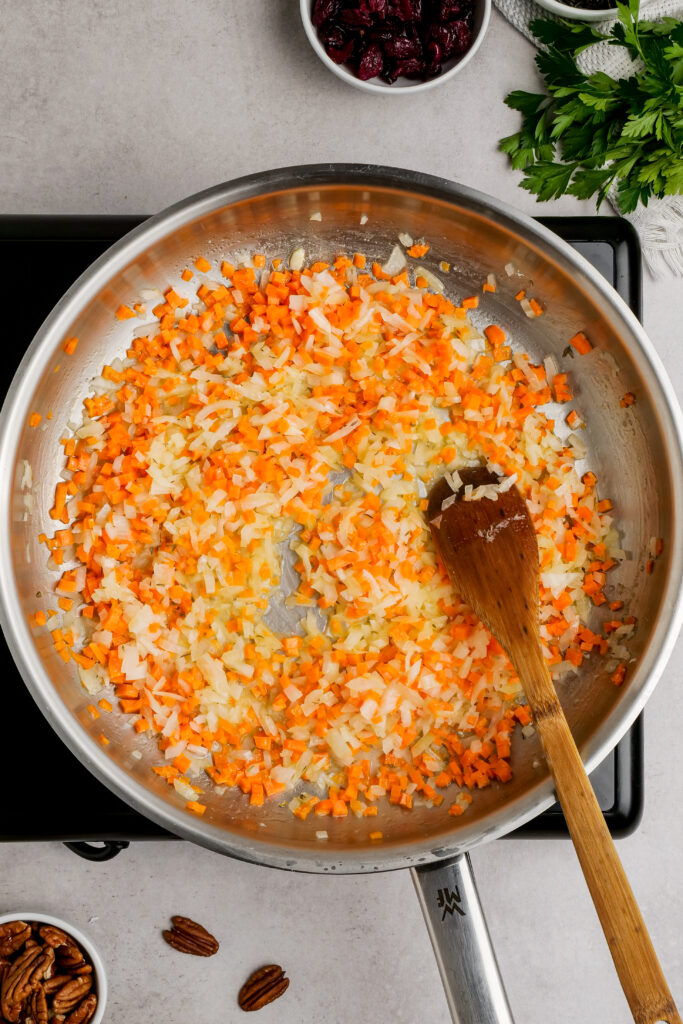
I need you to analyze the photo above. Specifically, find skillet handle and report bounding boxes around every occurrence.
[412,854,514,1024]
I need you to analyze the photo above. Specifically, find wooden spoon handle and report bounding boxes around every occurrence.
[519,649,681,1024]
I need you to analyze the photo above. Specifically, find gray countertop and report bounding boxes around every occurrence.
[1,2,681,1021]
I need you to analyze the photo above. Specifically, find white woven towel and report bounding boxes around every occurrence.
[494,0,683,275]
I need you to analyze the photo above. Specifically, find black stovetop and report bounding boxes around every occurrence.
[0,215,644,857]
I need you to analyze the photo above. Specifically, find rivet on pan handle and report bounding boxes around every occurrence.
[412,854,514,1024]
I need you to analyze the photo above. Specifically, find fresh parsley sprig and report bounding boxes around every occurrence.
[499,0,683,213]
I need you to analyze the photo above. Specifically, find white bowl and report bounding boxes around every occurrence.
[0,911,107,1023]
[532,0,617,20]
[300,0,491,94]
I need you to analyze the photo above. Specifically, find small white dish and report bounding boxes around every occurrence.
[0,911,107,1023]
[300,0,491,94]
[532,0,617,20]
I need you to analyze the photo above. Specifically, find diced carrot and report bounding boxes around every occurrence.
[569,331,592,355]
[484,324,506,347]
[611,664,626,686]
[120,698,142,714]
[552,374,572,403]
[115,304,136,320]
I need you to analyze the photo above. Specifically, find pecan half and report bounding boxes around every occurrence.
[1,944,53,1022]
[238,964,289,1012]
[24,946,54,988]
[162,916,219,957]
[43,974,72,995]
[65,962,92,977]
[0,922,30,958]
[64,992,97,1024]
[29,983,48,1024]
[38,926,72,949]
[55,945,87,974]
[52,976,92,1015]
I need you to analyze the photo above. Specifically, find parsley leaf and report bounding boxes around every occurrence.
[499,0,683,213]
[519,161,577,200]
[529,18,606,53]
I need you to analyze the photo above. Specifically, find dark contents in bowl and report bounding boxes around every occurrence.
[312,0,476,84]
[557,0,616,8]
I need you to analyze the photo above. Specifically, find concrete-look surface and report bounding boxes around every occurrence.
[1,3,681,1022]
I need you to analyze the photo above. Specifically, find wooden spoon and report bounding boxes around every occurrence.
[429,467,680,1024]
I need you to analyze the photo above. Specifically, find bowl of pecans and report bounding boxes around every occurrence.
[0,913,106,1024]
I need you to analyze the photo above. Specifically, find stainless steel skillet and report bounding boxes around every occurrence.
[0,165,681,1022]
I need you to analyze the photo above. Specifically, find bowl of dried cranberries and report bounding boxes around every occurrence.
[301,0,491,93]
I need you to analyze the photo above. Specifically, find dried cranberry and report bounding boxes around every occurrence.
[369,26,396,43]
[450,19,472,53]
[366,0,389,13]
[438,0,467,18]
[383,34,422,58]
[388,0,423,22]
[329,36,357,63]
[426,39,442,63]
[426,22,453,56]
[394,56,424,77]
[358,43,385,79]
[427,19,472,58]
[340,6,374,26]
[312,0,341,26]
[320,22,347,46]
[424,39,444,75]
[319,23,356,63]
